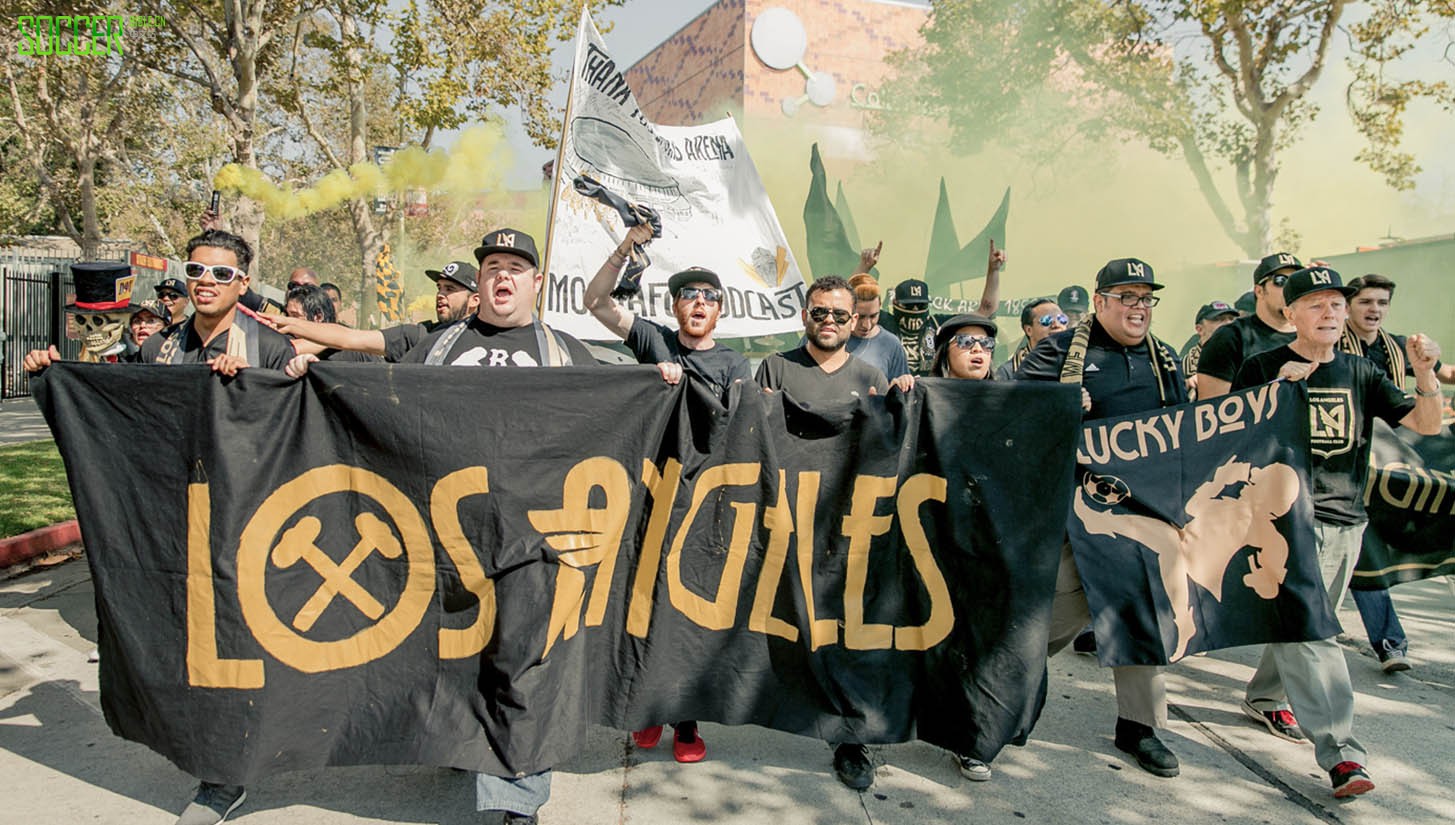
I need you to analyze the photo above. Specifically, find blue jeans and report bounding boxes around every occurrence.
[476,770,551,816]
[1351,587,1407,659]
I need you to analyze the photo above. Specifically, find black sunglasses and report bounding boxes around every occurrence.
[1259,273,1290,288]
[808,307,853,325]
[952,334,996,351]
[676,286,722,304]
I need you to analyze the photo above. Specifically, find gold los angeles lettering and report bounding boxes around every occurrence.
[1362,461,1455,515]
[1278,253,1297,267]
[1310,269,1333,285]
[497,232,516,248]
[1077,384,1281,464]
[1126,261,1146,279]
[187,459,957,688]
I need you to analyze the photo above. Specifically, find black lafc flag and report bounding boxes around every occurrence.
[35,364,1080,785]
[1352,420,1455,590]
[1068,381,1341,667]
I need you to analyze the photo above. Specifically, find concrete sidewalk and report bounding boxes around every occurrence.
[0,396,51,445]
[1,559,1451,824]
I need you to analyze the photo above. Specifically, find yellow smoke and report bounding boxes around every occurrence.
[213,124,510,220]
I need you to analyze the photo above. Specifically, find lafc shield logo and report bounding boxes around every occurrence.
[1308,388,1355,458]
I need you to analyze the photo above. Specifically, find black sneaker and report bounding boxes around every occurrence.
[1330,761,1374,798]
[175,782,246,825]
[833,743,875,790]
[1379,649,1412,673]
[1113,718,1179,778]
[1072,629,1097,655]
[500,812,538,825]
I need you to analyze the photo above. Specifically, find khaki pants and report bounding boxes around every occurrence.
[1048,543,1167,728]
[1245,521,1367,771]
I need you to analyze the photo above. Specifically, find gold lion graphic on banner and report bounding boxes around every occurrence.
[374,243,405,323]
[1075,459,1299,661]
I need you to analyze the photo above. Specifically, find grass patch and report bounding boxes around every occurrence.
[0,440,75,538]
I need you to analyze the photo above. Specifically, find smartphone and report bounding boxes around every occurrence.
[209,189,220,213]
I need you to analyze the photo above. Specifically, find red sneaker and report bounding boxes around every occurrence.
[632,725,663,749]
[673,727,706,763]
[1330,761,1374,798]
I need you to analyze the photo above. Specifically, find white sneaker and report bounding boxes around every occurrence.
[954,754,992,781]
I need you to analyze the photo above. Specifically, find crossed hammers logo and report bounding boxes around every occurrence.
[270,512,402,632]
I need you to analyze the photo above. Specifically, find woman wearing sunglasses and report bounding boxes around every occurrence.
[930,314,999,382]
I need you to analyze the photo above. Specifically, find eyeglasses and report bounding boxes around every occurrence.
[1259,274,1290,288]
[157,291,185,302]
[1038,313,1070,327]
[952,334,996,351]
[807,307,853,325]
[287,281,311,289]
[1099,291,1160,308]
[676,286,722,304]
[183,262,246,283]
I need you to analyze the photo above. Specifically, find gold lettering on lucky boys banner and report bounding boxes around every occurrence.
[186,459,955,689]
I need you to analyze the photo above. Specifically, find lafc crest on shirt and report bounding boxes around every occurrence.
[1307,388,1354,458]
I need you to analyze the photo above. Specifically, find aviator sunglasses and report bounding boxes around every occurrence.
[952,334,996,352]
[807,307,853,325]
[676,286,722,304]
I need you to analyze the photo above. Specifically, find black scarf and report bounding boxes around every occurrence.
[573,175,662,298]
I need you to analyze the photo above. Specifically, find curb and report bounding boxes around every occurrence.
[0,520,82,569]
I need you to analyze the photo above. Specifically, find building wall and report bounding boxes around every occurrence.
[624,0,747,126]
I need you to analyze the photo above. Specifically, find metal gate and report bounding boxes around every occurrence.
[2,258,80,399]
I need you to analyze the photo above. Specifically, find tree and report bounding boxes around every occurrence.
[889,1,1452,257]
[1,3,153,259]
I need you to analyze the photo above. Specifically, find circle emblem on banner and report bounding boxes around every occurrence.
[1082,473,1130,506]
[237,465,435,673]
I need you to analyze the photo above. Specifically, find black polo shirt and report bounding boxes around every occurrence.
[1016,319,1187,418]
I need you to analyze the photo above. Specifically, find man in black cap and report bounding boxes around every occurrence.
[1232,266,1443,799]
[155,276,190,327]
[583,221,750,405]
[883,277,936,376]
[1182,300,1238,399]
[1016,257,1187,779]
[1196,252,1302,398]
[273,260,479,364]
[1057,284,1090,326]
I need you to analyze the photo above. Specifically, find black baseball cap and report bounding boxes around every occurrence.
[473,228,538,268]
[1235,290,1256,315]
[133,298,171,325]
[426,260,479,292]
[1282,266,1356,305]
[938,312,998,339]
[1057,285,1090,313]
[1252,252,1302,284]
[154,277,186,297]
[1195,300,1238,325]
[892,278,929,308]
[1095,258,1163,291]
[667,267,722,297]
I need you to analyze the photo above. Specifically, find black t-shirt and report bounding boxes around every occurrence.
[318,347,381,363]
[1347,330,1441,379]
[1016,320,1187,419]
[398,317,595,366]
[1234,347,1415,525]
[1196,314,1294,382]
[624,317,751,402]
[754,346,889,406]
[380,321,444,363]
[139,318,295,369]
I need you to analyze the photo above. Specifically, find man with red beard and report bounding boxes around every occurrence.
[584,222,751,403]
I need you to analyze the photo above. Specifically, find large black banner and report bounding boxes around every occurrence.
[1351,420,1455,590]
[1068,382,1341,667]
[35,363,1080,785]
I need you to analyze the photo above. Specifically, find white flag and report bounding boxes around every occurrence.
[541,11,806,341]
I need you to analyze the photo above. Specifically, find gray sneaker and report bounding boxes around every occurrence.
[176,782,246,825]
[1380,648,1412,673]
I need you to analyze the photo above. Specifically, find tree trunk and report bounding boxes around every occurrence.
[341,9,383,324]
[77,156,101,261]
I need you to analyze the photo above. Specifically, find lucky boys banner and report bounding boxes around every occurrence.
[1069,382,1341,667]
[35,363,1079,785]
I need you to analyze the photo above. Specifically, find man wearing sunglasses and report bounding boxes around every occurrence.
[135,230,295,376]
[756,275,890,410]
[154,276,191,327]
[1016,258,1188,779]
[584,223,751,403]
[1195,252,1302,399]
[995,298,1067,380]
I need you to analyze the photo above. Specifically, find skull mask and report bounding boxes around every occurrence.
[74,311,128,359]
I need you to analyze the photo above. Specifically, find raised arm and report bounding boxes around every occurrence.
[975,239,1006,317]
[583,223,654,340]
[260,315,387,355]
